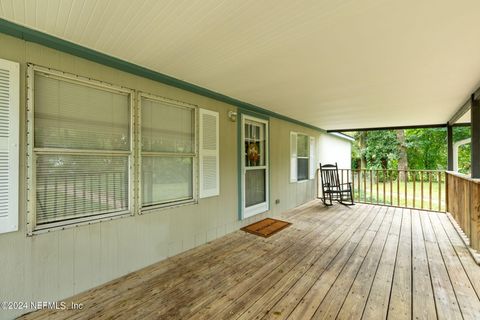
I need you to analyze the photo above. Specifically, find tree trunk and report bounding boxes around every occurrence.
[359,132,367,169]
[396,129,408,181]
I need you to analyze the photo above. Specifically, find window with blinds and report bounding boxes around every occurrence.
[140,95,196,209]
[297,134,309,181]
[30,66,133,229]
[290,132,316,183]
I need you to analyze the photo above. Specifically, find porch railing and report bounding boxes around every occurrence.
[446,171,480,251]
[319,169,446,212]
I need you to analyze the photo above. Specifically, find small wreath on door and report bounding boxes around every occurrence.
[247,142,260,163]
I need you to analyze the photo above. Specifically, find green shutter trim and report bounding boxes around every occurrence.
[0,18,325,133]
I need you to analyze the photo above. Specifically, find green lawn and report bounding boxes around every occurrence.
[352,180,445,212]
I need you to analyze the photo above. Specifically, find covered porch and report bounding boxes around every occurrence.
[1,2,480,319]
[20,202,480,320]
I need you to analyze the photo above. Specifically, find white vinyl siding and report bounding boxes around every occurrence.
[27,65,133,233]
[0,58,19,234]
[199,108,219,198]
[140,94,197,210]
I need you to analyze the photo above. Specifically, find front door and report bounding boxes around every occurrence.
[241,115,269,218]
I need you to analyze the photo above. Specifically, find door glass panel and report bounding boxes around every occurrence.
[245,169,266,207]
[244,120,265,167]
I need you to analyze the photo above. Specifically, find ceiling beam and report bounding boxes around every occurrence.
[327,123,447,133]
[448,98,472,126]
[471,96,480,177]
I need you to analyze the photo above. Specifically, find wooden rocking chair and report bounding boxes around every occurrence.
[319,163,354,206]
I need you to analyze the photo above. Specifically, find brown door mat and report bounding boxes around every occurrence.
[241,218,292,238]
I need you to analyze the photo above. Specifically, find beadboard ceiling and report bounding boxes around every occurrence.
[1,0,480,130]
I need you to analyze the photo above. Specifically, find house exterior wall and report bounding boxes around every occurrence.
[0,33,350,319]
[318,134,352,169]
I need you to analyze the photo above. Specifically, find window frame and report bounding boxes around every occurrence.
[290,131,316,183]
[296,133,310,182]
[26,64,135,235]
[137,92,199,214]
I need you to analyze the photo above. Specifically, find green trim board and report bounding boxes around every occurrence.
[237,113,243,220]
[0,18,325,133]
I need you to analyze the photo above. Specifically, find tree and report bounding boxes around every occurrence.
[349,127,451,172]
[405,128,446,170]
[363,130,398,169]
[396,129,408,181]
[359,131,367,169]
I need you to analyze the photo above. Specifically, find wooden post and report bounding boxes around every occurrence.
[472,96,480,178]
[383,170,386,205]
[363,170,367,202]
[447,125,454,171]
[390,171,393,205]
[438,171,442,211]
[397,172,400,206]
[370,170,373,203]
[358,170,361,201]
[445,172,449,212]
[421,171,424,209]
[412,171,416,208]
[429,172,433,210]
[352,170,355,201]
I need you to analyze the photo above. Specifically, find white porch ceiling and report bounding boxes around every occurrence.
[1,0,480,130]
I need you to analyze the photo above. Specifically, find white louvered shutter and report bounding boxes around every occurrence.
[199,109,219,198]
[0,59,19,234]
[290,132,297,182]
[309,136,316,179]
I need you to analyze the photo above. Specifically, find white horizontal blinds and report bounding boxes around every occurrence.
[33,69,131,225]
[0,59,19,234]
[36,155,128,224]
[309,136,316,179]
[34,73,130,150]
[141,97,194,153]
[290,132,297,182]
[199,109,219,198]
[141,96,195,207]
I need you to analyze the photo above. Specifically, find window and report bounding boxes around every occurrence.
[290,132,316,183]
[27,65,133,233]
[297,134,309,181]
[26,65,211,233]
[140,94,197,210]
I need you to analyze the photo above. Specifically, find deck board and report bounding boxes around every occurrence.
[411,210,437,320]
[19,202,480,320]
[362,208,403,320]
[388,208,412,319]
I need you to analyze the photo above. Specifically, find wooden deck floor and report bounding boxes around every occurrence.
[20,202,480,320]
